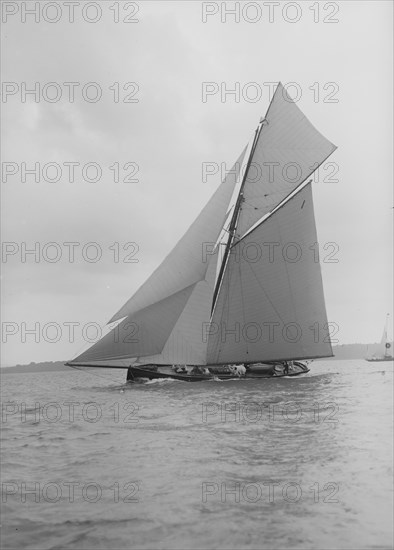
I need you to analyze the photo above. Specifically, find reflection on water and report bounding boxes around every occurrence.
[1,360,393,549]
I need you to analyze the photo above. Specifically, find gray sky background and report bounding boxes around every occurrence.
[1,0,393,365]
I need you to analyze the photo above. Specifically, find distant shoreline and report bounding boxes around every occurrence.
[1,361,71,373]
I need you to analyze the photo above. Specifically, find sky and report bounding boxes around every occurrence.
[1,0,393,366]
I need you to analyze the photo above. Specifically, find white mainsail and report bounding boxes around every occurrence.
[207,183,332,364]
[70,83,337,367]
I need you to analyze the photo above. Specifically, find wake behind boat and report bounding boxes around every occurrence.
[66,82,337,383]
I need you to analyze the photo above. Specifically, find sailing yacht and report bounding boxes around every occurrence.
[366,314,393,362]
[66,82,337,382]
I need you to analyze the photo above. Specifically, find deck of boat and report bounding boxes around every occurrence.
[126,362,309,382]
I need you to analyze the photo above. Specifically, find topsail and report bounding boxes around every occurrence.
[236,82,336,239]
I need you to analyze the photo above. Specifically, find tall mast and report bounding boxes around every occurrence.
[211,121,262,313]
[211,84,282,314]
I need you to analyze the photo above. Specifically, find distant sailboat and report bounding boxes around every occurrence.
[366,314,393,362]
[66,82,337,382]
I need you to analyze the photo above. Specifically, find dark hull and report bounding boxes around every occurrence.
[126,362,310,382]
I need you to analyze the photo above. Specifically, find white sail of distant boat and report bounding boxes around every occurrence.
[67,82,338,381]
[366,313,393,362]
[381,314,389,346]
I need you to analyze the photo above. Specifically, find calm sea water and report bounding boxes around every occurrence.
[1,360,393,550]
